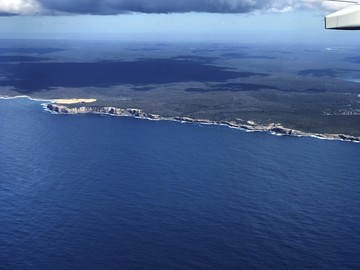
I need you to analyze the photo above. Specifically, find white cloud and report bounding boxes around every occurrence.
[270,0,354,12]
[0,0,41,15]
[320,1,353,11]
[0,0,355,15]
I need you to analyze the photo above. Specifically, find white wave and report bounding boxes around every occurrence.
[0,95,53,103]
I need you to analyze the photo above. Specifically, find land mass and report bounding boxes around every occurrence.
[1,40,360,142]
[46,103,360,143]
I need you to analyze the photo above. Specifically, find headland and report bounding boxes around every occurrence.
[46,102,360,143]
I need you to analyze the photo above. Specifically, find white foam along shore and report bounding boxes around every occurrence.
[0,95,53,103]
[0,95,97,105]
[45,102,360,144]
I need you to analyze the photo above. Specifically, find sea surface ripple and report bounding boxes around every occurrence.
[0,99,359,270]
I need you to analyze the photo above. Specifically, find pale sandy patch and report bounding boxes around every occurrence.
[53,98,97,105]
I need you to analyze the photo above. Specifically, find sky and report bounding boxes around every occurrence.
[0,0,359,43]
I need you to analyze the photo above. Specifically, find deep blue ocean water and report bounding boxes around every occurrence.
[0,98,359,270]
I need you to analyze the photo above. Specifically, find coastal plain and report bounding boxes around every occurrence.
[1,39,360,137]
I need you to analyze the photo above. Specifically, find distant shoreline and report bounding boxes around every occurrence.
[0,95,96,105]
[1,95,359,144]
[45,102,360,144]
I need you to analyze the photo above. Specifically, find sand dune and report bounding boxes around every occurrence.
[53,99,97,105]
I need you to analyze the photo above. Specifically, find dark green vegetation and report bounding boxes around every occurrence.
[1,39,360,136]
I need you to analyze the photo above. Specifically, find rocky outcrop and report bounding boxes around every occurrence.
[46,103,360,143]
[46,104,162,120]
[338,134,360,142]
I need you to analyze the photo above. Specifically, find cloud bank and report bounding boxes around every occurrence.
[0,0,351,15]
[0,0,41,15]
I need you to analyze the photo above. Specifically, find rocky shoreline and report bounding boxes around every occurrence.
[46,103,360,143]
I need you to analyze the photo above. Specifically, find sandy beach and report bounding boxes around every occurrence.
[52,99,97,105]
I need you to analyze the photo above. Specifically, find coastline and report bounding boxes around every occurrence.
[1,95,359,143]
[0,95,53,103]
[0,95,96,104]
[45,102,360,144]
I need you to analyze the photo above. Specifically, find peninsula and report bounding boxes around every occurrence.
[1,40,360,142]
[45,103,360,143]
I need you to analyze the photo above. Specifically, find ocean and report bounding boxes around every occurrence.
[0,98,359,269]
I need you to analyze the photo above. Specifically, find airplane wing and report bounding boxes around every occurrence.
[325,0,360,30]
